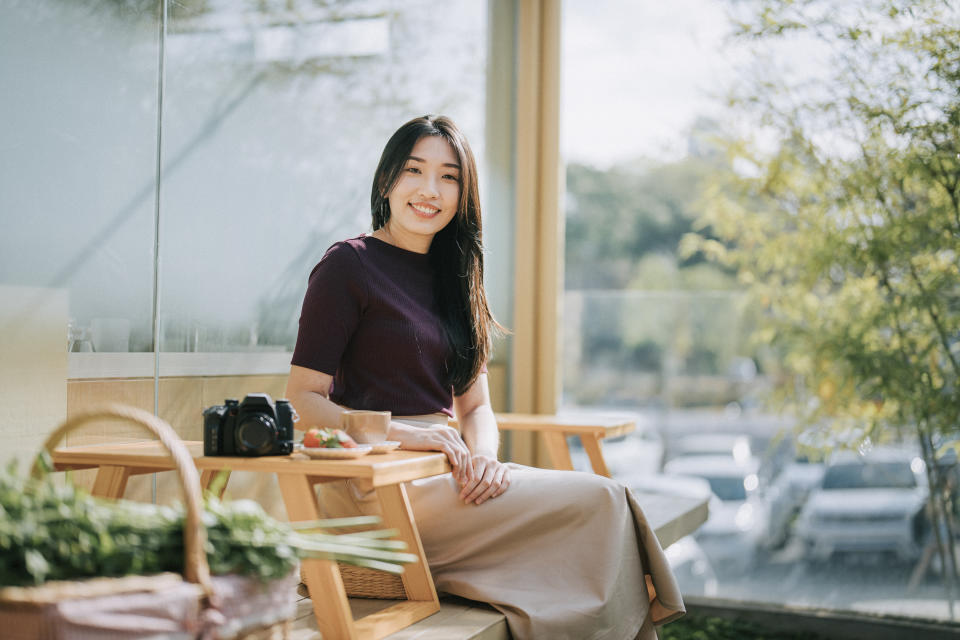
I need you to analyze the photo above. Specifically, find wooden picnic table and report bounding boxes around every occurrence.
[51,441,450,640]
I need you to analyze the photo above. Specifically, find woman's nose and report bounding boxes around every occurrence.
[419,174,439,198]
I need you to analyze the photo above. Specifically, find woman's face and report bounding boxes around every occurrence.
[384,135,461,253]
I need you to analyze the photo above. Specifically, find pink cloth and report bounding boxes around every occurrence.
[0,570,298,640]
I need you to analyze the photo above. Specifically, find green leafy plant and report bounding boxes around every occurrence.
[660,613,826,640]
[0,461,415,587]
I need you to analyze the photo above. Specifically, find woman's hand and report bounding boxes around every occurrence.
[389,422,474,486]
[459,454,510,505]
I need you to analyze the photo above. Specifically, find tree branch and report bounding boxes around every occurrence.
[907,260,960,379]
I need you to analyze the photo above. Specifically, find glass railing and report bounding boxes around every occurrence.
[562,288,956,622]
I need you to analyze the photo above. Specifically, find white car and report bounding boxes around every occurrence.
[663,454,767,572]
[762,456,826,548]
[664,535,718,596]
[794,448,929,562]
[668,432,754,466]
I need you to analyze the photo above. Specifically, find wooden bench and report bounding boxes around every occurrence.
[53,413,710,639]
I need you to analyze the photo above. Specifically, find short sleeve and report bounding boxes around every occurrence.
[291,242,368,375]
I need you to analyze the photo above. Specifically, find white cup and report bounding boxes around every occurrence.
[341,410,391,444]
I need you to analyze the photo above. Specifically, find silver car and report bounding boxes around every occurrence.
[663,454,767,572]
[794,448,929,562]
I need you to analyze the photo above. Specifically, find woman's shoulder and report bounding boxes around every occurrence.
[308,235,371,281]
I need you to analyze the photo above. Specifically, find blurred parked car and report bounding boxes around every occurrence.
[794,448,929,562]
[762,455,826,548]
[664,535,718,596]
[663,454,767,572]
[667,432,753,466]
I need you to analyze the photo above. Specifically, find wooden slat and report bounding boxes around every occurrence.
[580,434,611,478]
[51,440,194,471]
[199,469,230,497]
[278,473,358,640]
[540,432,574,471]
[51,443,449,487]
[375,484,440,605]
[352,601,443,638]
[492,412,635,438]
[193,450,449,486]
[90,465,130,498]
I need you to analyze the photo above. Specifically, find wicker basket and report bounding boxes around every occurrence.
[0,403,296,640]
[338,563,406,600]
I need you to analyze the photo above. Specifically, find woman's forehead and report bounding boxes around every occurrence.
[409,135,459,166]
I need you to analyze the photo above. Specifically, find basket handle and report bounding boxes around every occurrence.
[32,403,213,597]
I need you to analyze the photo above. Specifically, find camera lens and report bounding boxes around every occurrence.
[236,413,277,455]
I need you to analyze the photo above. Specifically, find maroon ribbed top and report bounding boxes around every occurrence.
[291,235,455,417]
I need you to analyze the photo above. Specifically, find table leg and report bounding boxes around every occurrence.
[349,484,440,638]
[200,469,230,498]
[374,483,438,603]
[90,465,131,499]
[277,473,358,640]
[541,431,575,471]
[581,434,611,477]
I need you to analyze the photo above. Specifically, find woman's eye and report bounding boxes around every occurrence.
[406,167,421,174]
[443,174,459,181]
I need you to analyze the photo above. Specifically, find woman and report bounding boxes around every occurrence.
[286,115,683,639]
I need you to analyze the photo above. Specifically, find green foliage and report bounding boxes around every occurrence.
[563,123,756,394]
[0,461,415,587]
[660,613,826,640]
[565,121,735,291]
[685,0,960,451]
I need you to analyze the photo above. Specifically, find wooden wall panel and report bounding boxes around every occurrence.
[0,286,68,475]
[200,376,289,416]
[67,373,288,517]
[510,0,563,468]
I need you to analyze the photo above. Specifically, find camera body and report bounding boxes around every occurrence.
[203,393,296,457]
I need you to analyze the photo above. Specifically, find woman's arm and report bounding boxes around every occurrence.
[454,374,511,505]
[455,373,499,457]
[285,364,473,484]
[285,365,344,430]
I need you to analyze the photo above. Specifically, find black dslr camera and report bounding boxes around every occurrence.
[203,393,297,457]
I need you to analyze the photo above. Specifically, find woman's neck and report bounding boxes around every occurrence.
[371,225,432,254]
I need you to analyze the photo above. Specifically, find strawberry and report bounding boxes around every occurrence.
[302,427,324,449]
[334,429,358,448]
[301,427,359,449]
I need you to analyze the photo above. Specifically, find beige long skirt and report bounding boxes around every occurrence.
[319,418,685,640]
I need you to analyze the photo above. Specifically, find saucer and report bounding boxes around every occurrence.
[297,444,372,459]
[368,441,402,454]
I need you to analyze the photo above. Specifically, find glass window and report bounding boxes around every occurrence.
[1,2,161,354]
[159,1,488,357]
[561,0,955,622]
[0,0,495,477]
[0,1,161,467]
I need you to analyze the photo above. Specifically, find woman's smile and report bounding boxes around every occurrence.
[410,201,441,217]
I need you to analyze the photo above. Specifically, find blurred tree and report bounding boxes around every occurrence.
[684,0,960,606]
[565,119,734,290]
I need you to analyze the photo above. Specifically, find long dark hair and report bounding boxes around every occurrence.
[370,115,502,395]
